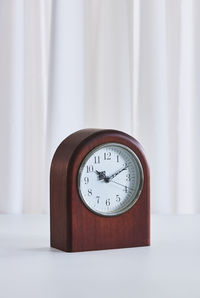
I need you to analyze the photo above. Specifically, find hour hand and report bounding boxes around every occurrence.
[95,170,106,180]
[95,170,101,175]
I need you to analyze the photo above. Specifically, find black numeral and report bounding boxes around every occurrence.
[116,195,120,202]
[88,189,92,196]
[94,156,100,164]
[117,155,119,162]
[126,174,131,181]
[105,199,110,206]
[104,152,111,160]
[86,165,94,173]
[84,177,89,184]
[124,186,128,193]
[96,196,100,204]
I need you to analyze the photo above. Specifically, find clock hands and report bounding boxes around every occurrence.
[95,166,129,188]
[95,166,132,192]
[95,166,127,182]
[95,169,132,190]
[104,165,128,182]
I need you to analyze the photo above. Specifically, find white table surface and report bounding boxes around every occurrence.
[0,215,200,298]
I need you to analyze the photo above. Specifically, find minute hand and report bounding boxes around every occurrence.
[105,166,127,182]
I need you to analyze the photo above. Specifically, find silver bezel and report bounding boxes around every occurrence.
[77,143,144,217]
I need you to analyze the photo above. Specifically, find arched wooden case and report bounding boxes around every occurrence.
[50,129,150,252]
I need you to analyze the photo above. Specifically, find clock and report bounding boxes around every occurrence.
[50,129,150,252]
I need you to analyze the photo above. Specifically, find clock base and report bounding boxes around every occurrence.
[51,241,150,253]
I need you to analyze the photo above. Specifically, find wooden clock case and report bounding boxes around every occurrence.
[50,129,150,252]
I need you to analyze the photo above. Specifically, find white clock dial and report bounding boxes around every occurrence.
[78,143,144,216]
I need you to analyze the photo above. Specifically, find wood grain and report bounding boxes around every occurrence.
[50,129,150,252]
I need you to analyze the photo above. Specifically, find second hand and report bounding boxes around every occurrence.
[110,180,134,191]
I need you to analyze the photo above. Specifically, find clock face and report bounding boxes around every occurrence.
[78,143,144,216]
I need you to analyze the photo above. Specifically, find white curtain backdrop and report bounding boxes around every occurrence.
[0,0,200,214]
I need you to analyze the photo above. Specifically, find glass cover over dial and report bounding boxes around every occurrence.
[78,143,144,216]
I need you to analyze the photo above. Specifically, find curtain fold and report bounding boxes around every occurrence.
[0,0,199,214]
[0,0,24,213]
[0,0,51,213]
[84,0,133,133]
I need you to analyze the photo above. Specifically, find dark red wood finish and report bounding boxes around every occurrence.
[50,129,150,252]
